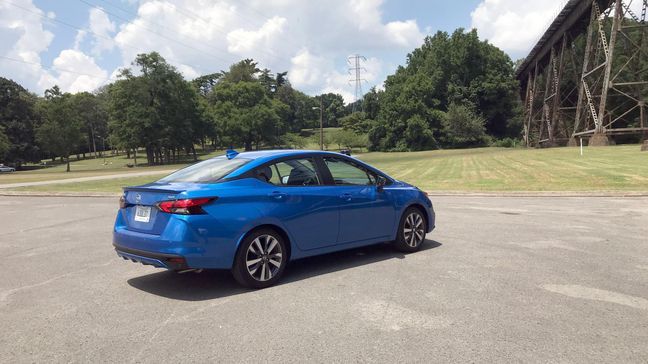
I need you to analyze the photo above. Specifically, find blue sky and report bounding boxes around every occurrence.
[1,0,566,101]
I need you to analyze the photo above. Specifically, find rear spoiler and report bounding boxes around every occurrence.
[122,185,183,194]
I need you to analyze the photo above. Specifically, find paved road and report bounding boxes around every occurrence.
[1,196,647,363]
[0,170,174,189]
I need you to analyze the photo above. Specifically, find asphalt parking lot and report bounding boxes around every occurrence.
[1,195,647,363]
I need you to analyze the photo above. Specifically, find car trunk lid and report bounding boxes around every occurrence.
[121,183,188,235]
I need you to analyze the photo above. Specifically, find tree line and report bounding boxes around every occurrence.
[342,29,523,151]
[0,53,351,170]
[1,27,527,170]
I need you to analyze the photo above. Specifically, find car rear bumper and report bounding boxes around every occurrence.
[114,244,189,270]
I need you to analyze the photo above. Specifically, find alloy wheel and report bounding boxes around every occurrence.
[403,212,425,247]
[245,234,283,281]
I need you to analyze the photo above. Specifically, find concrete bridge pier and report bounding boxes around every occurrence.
[589,133,611,146]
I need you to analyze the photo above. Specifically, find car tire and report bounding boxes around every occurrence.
[232,228,288,289]
[393,207,427,253]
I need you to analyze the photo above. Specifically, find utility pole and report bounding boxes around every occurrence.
[348,54,367,112]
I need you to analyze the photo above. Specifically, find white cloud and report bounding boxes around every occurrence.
[38,49,109,93]
[227,16,286,54]
[2,0,424,99]
[112,0,423,99]
[88,7,116,56]
[470,0,566,56]
[74,30,87,50]
[0,0,54,90]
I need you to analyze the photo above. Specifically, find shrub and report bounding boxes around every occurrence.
[441,103,489,148]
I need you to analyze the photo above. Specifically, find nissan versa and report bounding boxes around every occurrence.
[113,150,435,288]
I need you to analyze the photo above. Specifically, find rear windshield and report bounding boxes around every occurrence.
[157,156,250,183]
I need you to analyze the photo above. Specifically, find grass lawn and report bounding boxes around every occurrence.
[3,145,648,193]
[359,145,648,191]
[8,176,160,194]
[0,149,223,184]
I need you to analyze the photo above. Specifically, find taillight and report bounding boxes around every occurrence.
[119,195,128,209]
[156,198,215,215]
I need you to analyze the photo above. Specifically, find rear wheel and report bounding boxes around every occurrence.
[393,207,427,252]
[232,228,287,289]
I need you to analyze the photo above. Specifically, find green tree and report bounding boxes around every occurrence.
[36,86,83,172]
[442,103,489,147]
[212,81,280,150]
[319,93,346,127]
[221,59,260,83]
[362,87,382,120]
[370,28,521,151]
[72,91,109,158]
[0,127,9,161]
[404,115,436,151]
[109,52,201,165]
[340,112,372,134]
[0,77,41,168]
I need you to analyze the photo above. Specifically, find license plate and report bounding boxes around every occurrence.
[134,205,151,223]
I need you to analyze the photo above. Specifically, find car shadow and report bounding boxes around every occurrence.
[127,239,442,301]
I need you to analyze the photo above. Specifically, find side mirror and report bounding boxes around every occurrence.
[281,175,290,185]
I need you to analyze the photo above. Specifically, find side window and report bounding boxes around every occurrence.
[324,157,376,186]
[256,158,321,186]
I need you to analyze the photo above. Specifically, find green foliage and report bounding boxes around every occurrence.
[108,52,201,165]
[340,112,373,134]
[0,77,41,167]
[211,81,280,150]
[369,28,522,151]
[280,133,307,149]
[36,86,83,172]
[319,93,346,127]
[0,127,9,161]
[71,91,109,157]
[405,115,436,151]
[331,129,368,150]
[309,130,334,150]
[441,103,489,148]
[220,59,260,83]
[491,137,520,148]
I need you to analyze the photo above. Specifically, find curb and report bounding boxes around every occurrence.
[2,190,648,198]
[0,191,120,198]
[425,191,648,197]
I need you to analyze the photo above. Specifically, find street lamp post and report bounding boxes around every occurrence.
[312,97,324,150]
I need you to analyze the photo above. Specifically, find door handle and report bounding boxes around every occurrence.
[339,193,352,201]
[268,191,287,200]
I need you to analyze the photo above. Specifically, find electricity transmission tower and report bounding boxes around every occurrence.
[348,54,367,112]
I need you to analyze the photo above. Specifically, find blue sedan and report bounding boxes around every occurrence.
[113,150,435,288]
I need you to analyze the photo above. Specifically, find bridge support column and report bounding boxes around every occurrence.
[589,133,611,146]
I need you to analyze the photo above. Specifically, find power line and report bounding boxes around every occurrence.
[1,0,211,77]
[77,0,233,65]
[88,0,291,64]
[348,54,367,112]
[0,55,116,82]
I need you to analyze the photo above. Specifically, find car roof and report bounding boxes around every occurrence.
[232,149,334,159]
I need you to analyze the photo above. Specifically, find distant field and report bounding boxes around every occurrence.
[3,145,648,193]
[0,150,222,184]
[359,145,648,191]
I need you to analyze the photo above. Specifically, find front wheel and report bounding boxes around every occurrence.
[232,228,287,289]
[393,207,427,252]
